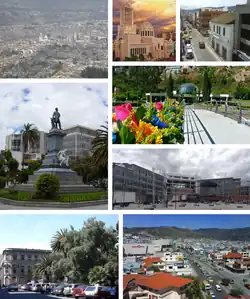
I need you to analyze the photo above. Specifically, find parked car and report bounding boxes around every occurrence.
[215,284,221,291]
[51,284,60,295]
[21,284,30,291]
[55,284,68,296]
[186,49,194,59]
[84,285,111,299]
[72,284,87,298]
[199,41,205,48]
[32,284,43,292]
[64,284,81,296]
[8,284,18,292]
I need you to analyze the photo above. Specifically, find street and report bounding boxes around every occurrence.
[0,289,64,299]
[181,21,221,62]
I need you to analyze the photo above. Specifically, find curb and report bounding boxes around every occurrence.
[0,197,108,208]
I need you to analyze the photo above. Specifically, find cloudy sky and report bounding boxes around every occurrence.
[181,0,246,9]
[113,148,250,181]
[0,82,108,150]
[113,0,176,39]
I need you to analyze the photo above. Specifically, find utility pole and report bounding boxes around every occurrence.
[152,168,155,204]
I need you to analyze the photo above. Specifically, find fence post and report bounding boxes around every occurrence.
[238,103,242,124]
[224,101,228,117]
[215,102,218,113]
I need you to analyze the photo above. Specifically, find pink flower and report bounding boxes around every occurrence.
[155,102,163,111]
[115,104,133,121]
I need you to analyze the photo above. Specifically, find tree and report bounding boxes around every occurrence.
[20,123,39,168]
[34,255,54,282]
[230,288,243,296]
[167,72,174,98]
[202,70,211,102]
[185,278,202,299]
[0,150,19,186]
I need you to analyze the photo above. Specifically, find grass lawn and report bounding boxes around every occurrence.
[0,189,108,203]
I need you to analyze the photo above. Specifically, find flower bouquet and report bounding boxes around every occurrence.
[112,100,185,144]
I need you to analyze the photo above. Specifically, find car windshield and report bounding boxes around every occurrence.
[86,286,96,291]
[76,285,86,289]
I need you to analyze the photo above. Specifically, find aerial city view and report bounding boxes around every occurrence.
[112,66,250,144]
[113,0,176,61]
[180,0,250,61]
[113,147,250,210]
[0,214,118,298]
[0,0,108,78]
[0,83,108,209]
[123,214,250,299]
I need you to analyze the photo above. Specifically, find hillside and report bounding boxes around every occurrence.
[124,226,250,241]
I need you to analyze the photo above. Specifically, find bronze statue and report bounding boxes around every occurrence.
[51,108,61,130]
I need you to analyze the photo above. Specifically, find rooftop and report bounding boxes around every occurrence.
[124,272,193,291]
[223,252,242,259]
[210,13,236,24]
[144,257,161,268]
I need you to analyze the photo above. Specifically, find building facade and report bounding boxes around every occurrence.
[209,13,236,60]
[234,0,250,61]
[63,125,96,160]
[0,248,51,285]
[113,2,174,61]
[198,9,225,34]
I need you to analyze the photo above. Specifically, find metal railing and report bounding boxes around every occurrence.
[192,102,250,126]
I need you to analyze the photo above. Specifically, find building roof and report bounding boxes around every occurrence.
[144,257,161,268]
[223,252,242,259]
[210,13,236,24]
[123,273,192,291]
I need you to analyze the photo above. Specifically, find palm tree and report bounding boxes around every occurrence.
[91,123,108,171]
[34,255,53,282]
[51,228,69,256]
[20,123,39,168]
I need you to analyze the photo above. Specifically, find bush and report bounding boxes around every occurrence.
[35,174,60,199]
[0,176,6,189]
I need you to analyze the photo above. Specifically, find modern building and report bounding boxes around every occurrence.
[198,9,225,34]
[62,125,96,160]
[5,131,47,168]
[113,1,174,61]
[234,0,250,61]
[0,248,51,285]
[209,13,236,60]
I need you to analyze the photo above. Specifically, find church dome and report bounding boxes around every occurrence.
[178,83,198,95]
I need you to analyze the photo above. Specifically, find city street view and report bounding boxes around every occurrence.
[0,0,108,78]
[112,66,250,144]
[0,214,118,298]
[123,214,250,299]
[0,83,108,209]
[180,0,250,61]
[113,148,250,210]
[113,0,176,61]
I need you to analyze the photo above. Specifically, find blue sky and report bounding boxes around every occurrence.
[124,215,250,229]
[0,83,108,150]
[0,214,118,254]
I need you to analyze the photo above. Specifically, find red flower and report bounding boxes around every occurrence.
[155,102,163,111]
[114,103,133,121]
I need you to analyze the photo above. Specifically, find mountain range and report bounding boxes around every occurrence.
[124,226,250,241]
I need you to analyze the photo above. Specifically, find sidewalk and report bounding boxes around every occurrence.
[193,109,250,144]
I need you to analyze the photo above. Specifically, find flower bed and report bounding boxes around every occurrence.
[112,101,184,144]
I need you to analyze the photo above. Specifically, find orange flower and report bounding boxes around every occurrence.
[112,113,116,121]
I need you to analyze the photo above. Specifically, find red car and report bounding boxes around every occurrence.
[72,284,87,298]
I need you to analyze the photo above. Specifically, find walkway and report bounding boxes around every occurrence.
[184,108,250,144]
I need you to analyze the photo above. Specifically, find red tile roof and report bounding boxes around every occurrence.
[123,273,193,291]
[223,253,242,259]
[143,257,161,268]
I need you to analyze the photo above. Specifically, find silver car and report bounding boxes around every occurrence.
[63,284,81,296]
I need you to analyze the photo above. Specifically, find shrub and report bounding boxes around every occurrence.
[35,174,60,199]
[0,176,6,189]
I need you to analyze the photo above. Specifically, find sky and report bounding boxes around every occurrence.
[113,0,176,39]
[0,83,108,150]
[124,215,250,229]
[181,0,246,9]
[113,148,250,183]
[0,214,118,255]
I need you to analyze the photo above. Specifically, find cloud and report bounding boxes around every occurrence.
[0,83,108,149]
[112,148,250,182]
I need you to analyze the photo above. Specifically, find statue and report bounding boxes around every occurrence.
[51,108,62,130]
[57,149,69,167]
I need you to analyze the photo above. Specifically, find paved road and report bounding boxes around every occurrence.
[114,202,250,210]
[182,27,220,62]
[0,290,65,298]
[0,203,108,210]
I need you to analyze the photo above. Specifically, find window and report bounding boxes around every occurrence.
[21,255,24,260]
[27,255,31,260]
[223,28,225,36]
[13,255,17,260]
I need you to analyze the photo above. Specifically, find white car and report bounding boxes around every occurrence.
[63,284,81,296]
[215,284,222,291]
[186,43,192,49]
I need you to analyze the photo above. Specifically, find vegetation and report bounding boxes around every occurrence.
[81,67,108,78]
[185,278,202,299]
[35,174,60,199]
[230,288,244,296]
[33,218,118,286]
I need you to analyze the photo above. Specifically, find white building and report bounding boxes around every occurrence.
[209,13,236,61]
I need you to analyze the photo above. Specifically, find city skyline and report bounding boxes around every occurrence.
[181,0,246,9]
[124,215,250,229]
[0,214,118,254]
[0,83,108,149]
[113,0,176,39]
[113,148,250,181]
